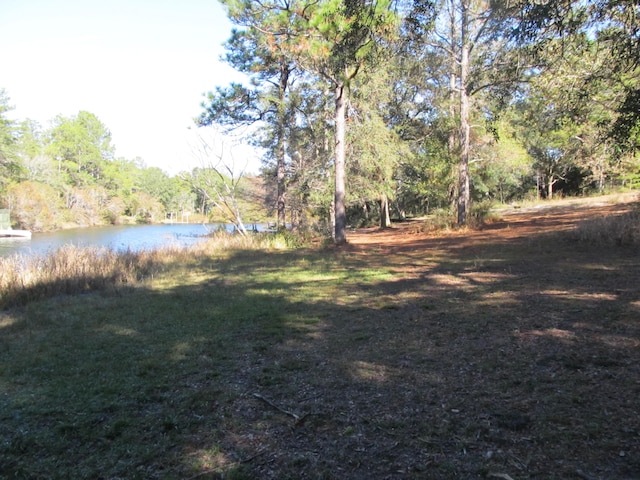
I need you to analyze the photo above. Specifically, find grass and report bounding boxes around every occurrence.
[1,234,390,479]
[0,231,304,310]
[1,196,640,479]
[572,208,640,246]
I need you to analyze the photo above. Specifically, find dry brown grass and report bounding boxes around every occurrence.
[572,208,640,246]
[0,245,162,308]
[0,231,301,309]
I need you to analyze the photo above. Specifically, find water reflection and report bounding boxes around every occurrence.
[0,223,247,258]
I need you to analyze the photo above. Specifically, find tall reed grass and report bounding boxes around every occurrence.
[0,231,302,309]
[1,245,159,309]
[571,209,640,246]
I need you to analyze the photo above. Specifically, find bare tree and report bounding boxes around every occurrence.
[183,129,249,236]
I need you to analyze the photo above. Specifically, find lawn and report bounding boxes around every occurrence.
[1,194,639,479]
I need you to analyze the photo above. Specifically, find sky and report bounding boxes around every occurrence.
[0,0,259,175]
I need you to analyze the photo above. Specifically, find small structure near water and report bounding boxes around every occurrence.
[0,209,31,238]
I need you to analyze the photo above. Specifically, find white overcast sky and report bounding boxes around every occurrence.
[0,0,259,175]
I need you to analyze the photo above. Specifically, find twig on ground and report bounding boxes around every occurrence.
[378,441,400,454]
[240,449,268,464]
[576,469,600,480]
[187,470,218,480]
[252,393,309,425]
[488,473,515,480]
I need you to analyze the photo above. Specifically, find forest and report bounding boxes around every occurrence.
[0,101,268,232]
[1,0,639,240]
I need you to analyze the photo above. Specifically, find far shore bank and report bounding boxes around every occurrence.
[20,213,271,234]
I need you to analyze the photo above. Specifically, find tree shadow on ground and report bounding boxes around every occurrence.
[1,203,639,479]
[177,218,639,479]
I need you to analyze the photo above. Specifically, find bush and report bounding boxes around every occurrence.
[411,208,456,233]
[468,200,501,227]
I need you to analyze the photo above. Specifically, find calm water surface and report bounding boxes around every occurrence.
[0,223,245,258]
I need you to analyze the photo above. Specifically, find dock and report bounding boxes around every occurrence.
[0,209,31,238]
[0,229,32,238]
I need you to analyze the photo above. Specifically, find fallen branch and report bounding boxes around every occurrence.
[252,393,308,425]
[240,449,268,464]
[576,469,600,480]
[378,441,400,454]
[488,474,515,480]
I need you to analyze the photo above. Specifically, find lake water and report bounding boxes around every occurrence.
[0,223,261,258]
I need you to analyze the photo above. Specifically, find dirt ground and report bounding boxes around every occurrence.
[348,193,640,252]
[208,194,640,480]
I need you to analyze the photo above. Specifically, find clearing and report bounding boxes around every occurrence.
[1,193,639,479]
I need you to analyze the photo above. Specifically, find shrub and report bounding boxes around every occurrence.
[468,200,501,227]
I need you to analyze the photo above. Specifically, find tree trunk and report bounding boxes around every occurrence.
[334,82,347,245]
[379,193,391,228]
[457,2,471,226]
[276,62,289,230]
[449,72,457,155]
[448,0,457,157]
[276,128,286,229]
[536,170,542,200]
[330,199,336,240]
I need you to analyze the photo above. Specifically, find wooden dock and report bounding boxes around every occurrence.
[0,229,32,238]
[0,209,31,238]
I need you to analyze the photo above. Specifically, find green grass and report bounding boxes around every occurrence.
[0,238,392,479]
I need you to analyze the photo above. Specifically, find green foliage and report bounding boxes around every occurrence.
[301,0,398,81]
[347,65,411,213]
[137,167,175,208]
[394,109,457,216]
[468,199,500,227]
[0,89,23,189]
[198,83,263,128]
[46,111,114,186]
[414,206,456,232]
[619,154,640,189]
[205,2,300,230]
[610,82,640,152]
[4,0,640,235]
[0,99,221,230]
[14,119,52,183]
[128,191,165,223]
[0,89,15,160]
[474,119,534,203]
[507,36,629,198]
